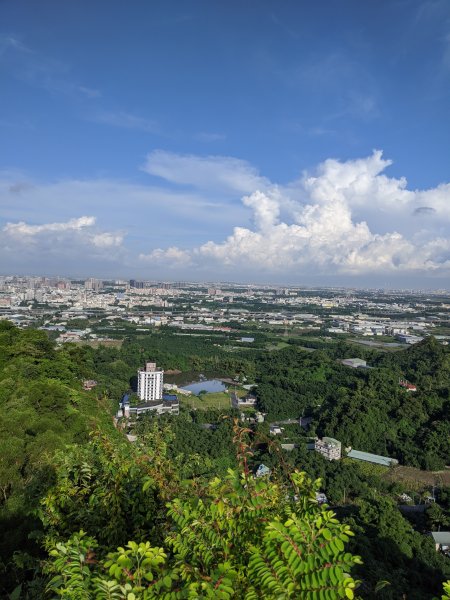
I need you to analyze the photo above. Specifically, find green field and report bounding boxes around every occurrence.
[266,341,290,351]
[182,391,233,410]
[181,386,250,410]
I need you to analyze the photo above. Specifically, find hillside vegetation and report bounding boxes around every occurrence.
[0,322,449,598]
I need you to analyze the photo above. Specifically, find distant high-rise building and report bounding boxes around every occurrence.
[129,279,145,289]
[85,278,103,291]
[137,362,163,402]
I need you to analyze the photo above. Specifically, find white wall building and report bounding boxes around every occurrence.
[137,361,163,402]
[314,437,342,461]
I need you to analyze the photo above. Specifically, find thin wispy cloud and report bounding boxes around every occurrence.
[269,12,300,40]
[274,50,381,124]
[91,110,160,133]
[442,31,450,71]
[323,91,380,123]
[142,150,269,194]
[194,132,227,142]
[0,33,101,99]
[77,86,101,99]
[0,34,31,56]
[0,172,249,239]
[0,118,35,130]
[413,0,449,25]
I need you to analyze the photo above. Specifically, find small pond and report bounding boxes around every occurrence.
[181,379,227,395]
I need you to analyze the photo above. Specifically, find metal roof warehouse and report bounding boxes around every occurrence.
[347,449,398,467]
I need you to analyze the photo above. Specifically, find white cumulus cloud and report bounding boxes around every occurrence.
[0,215,124,274]
[143,150,450,278]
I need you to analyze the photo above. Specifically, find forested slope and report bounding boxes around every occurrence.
[255,338,450,469]
[0,321,118,597]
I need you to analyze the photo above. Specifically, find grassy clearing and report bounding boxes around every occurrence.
[266,341,290,351]
[348,338,404,352]
[181,391,233,410]
[180,386,249,410]
[385,465,450,489]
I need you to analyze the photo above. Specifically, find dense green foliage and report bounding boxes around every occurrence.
[255,338,450,469]
[1,322,450,598]
[0,321,117,598]
[135,413,238,478]
[44,429,361,599]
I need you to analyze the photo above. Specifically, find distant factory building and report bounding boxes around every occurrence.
[396,334,424,345]
[346,449,398,467]
[341,358,367,369]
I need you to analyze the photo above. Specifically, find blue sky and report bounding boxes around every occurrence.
[1,0,450,286]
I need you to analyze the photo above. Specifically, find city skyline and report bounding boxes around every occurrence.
[1,1,450,286]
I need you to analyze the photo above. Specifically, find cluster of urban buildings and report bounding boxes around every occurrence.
[328,314,433,344]
[1,275,449,348]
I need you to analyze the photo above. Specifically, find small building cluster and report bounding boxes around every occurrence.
[269,424,284,436]
[311,438,398,467]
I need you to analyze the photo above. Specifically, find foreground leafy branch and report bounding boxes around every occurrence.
[46,465,362,599]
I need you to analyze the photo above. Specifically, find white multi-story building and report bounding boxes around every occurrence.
[137,362,163,402]
[314,437,342,461]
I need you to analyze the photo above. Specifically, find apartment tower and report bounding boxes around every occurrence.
[137,361,163,402]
